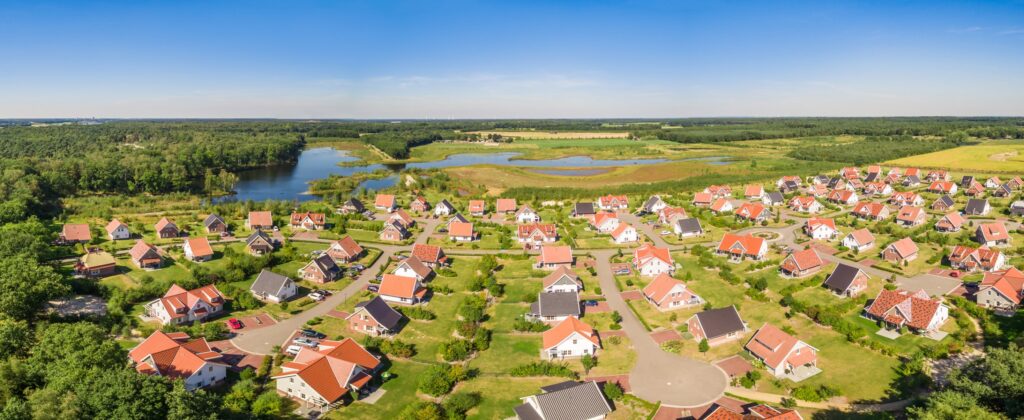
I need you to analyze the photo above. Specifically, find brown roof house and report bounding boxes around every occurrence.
[246,211,274,230]
[881,237,919,264]
[977,268,1024,310]
[935,212,965,233]
[976,222,1012,247]
[272,338,381,408]
[745,323,819,380]
[290,212,326,230]
[327,236,364,263]
[642,273,703,311]
[536,245,573,270]
[411,243,447,267]
[61,223,92,244]
[183,237,214,262]
[106,219,131,240]
[864,289,949,334]
[154,218,179,239]
[779,248,823,278]
[129,240,163,269]
[688,306,747,347]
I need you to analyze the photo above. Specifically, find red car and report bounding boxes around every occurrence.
[227,318,243,329]
[950,271,960,278]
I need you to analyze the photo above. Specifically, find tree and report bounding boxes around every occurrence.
[945,345,1024,417]
[398,401,444,420]
[166,382,220,420]
[0,255,70,320]
[28,323,124,381]
[907,391,1002,420]
[602,381,624,400]
[698,339,710,353]
[581,355,597,375]
[250,390,287,417]
[0,320,30,359]
[0,397,31,420]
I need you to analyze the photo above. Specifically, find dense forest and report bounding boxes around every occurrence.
[786,135,969,165]
[631,117,1024,143]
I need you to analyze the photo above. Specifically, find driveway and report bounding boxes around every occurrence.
[231,248,394,355]
[593,251,728,408]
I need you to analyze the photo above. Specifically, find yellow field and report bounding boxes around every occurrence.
[468,130,629,139]
[886,140,1024,173]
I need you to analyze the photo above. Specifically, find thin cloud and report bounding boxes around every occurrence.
[1000,28,1024,35]
[947,26,983,33]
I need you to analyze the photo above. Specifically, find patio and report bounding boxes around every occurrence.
[781,365,822,382]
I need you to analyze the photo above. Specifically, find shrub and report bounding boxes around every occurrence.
[660,340,684,353]
[456,320,479,338]
[439,339,475,362]
[698,339,710,353]
[603,381,624,400]
[512,318,550,332]
[398,402,444,420]
[459,295,488,322]
[610,311,623,324]
[509,362,578,378]
[442,392,482,419]
[418,364,468,397]
[398,306,437,320]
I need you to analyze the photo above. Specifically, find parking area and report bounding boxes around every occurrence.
[898,273,962,297]
[650,329,683,345]
[281,329,326,354]
[227,313,277,332]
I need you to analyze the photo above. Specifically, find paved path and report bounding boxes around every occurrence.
[227,206,955,410]
[592,250,729,408]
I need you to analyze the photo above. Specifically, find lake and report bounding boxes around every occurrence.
[223,147,726,202]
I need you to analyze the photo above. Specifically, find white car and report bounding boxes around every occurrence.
[293,337,318,348]
[660,230,671,235]
[309,291,326,301]
[285,345,302,356]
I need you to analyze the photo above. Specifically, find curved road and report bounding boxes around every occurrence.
[230,207,959,410]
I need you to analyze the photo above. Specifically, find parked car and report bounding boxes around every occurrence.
[352,264,366,271]
[293,337,318,348]
[227,318,243,329]
[285,345,302,356]
[301,329,326,339]
[950,271,960,278]
[660,230,670,235]
[583,300,599,307]
[309,291,327,301]
[367,285,379,293]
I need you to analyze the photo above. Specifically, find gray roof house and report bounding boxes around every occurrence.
[250,269,297,303]
[675,218,704,237]
[762,192,785,206]
[823,264,869,297]
[689,306,747,344]
[1011,201,1024,216]
[514,381,612,420]
[903,175,921,186]
[348,296,404,332]
[640,196,665,214]
[528,291,581,322]
[572,202,596,217]
[964,198,991,216]
[340,198,366,214]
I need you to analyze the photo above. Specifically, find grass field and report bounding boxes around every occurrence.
[886,140,1024,174]
[468,130,630,139]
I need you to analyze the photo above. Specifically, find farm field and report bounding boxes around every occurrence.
[886,140,1024,174]
[467,130,630,139]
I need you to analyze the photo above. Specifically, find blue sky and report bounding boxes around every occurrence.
[1,0,1022,118]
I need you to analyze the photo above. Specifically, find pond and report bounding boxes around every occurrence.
[222,147,724,202]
